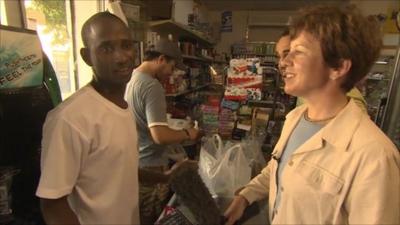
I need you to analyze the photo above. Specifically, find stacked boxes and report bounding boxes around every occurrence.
[218,108,236,138]
[201,104,219,134]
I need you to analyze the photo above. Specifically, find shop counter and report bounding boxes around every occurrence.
[158,194,269,225]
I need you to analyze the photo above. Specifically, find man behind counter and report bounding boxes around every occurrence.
[125,38,201,224]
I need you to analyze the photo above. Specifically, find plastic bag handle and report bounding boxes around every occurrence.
[222,144,244,162]
[212,134,223,152]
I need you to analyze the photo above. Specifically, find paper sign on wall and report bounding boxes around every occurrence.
[221,11,232,32]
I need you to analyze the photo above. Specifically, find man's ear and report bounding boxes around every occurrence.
[158,55,168,64]
[330,59,352,80]
[80,48,92,66]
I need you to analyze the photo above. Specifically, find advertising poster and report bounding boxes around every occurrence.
[221,11,232,32]
[0,26,43,89]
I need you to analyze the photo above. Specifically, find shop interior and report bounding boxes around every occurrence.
[0,0,399,224]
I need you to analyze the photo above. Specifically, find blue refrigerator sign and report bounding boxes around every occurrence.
[0,27,43,89]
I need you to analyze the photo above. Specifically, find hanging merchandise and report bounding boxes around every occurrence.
[224,58,263,101]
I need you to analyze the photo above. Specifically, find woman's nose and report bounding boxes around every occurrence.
[281,52,293,67]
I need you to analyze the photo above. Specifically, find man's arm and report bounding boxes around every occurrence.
[37,117,88,225]
[40,196,80,225]
[149,125,200,145]
[139,159,198,184]
[142,81,201,145]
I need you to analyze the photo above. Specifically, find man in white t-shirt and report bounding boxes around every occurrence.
[36,12,140,224]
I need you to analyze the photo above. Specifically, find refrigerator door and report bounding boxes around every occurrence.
[381,47,400,149]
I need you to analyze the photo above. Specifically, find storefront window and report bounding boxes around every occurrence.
[0,0,8,25]
[23,0,75,99]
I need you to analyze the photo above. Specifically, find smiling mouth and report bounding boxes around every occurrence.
[282,73,294,78]
[115,67,133,74]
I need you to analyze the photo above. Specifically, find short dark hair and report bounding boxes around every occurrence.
[290,5,382,92]
[143,50,173,62]
[81,11,126,47]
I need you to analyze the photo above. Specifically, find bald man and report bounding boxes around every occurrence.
[36,12,140,224]
[276,29,367,111]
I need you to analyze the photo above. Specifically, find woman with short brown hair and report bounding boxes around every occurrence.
[224,5,399,225]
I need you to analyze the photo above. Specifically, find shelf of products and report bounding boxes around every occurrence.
[166,83,211,97]
[152,22,227,134]
[359,54,397,125]
[148,19,214,46]
[182,54,228,65]
[182,54,211,62]
[196,55,296,156]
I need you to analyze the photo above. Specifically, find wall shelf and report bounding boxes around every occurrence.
[165,83,211,97]
[182,54,227,65]
[213,60,228,64]
[248,23,287,28]
[148,20,214,45]
[182,54,211,62]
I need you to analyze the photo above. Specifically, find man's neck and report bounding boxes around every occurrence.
[90,79,128,109]
[135,62,158,79]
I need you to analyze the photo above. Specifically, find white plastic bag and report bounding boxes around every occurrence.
[199,135,252,197]
[241,137,267,177]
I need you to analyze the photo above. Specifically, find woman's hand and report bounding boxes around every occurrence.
[224,195,249,225]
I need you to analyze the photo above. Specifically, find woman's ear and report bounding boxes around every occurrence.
[330,59,352,80]
[80,48,92,66]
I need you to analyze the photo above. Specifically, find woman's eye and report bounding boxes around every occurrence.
[289,50,303,57]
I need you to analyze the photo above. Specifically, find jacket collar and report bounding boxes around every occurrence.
[272,99,365,157]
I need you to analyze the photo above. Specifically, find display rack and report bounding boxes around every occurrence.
[361,54,397,125]
[227,42,296,153]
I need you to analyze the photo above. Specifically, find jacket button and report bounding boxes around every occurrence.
[288,161,294,166]
[280,186,284,192]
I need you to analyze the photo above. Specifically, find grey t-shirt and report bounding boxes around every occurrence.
[125,70,169,167]
[273,114,324,211]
